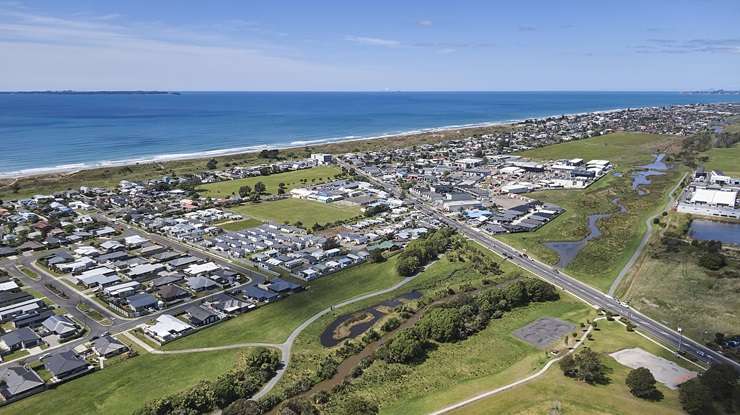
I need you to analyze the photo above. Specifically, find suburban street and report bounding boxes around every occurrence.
[341,159,740,372]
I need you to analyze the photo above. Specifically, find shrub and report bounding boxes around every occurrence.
[376,328,427,364]
[626,367,662,400]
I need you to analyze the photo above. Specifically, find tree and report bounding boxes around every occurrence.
[254,181,266,195]
[416,308,466,342]
[698,251,726,270]
[573,348,607,384]
[396,255,420,277]
[368,249,386,263]
[559,354,577,377]
[213,373,242,408]
[207,158,218,169]
[223,398,261,415]
[376,328,426,364]
[277,398,319,415]
[333,396,379,415]
[701,363,738,402]
[238,185,252,198]
[680,378,712,415]
[626,367,662,400]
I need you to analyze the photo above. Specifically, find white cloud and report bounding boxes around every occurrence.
[345,35,401,48]
[417,20,433,27]
[0,7,377,90]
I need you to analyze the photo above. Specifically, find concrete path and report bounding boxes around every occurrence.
[428,318,603,415]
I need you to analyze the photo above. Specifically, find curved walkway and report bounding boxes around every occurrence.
[122,269,423,400]
[429,317,604,415]
[608,172,687,296]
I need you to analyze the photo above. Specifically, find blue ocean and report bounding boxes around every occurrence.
[0,91,738,175]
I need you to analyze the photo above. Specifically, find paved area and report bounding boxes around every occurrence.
[513,317,576,349]
[610,347,697,389]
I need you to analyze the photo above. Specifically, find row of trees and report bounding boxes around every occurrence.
[134,348,281,415]
[396,227,456,276]
[377,279,560,364]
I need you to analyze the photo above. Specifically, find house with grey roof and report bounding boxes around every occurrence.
[185,276,219,292]
[41,315,78,339]
[126,293,158,313]
[42,351,91,381]
[0,327,42,352]
[184,305,220,327]
[92,335,129,358]
[0,366,45,401]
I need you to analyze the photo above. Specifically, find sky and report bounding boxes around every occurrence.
[0,0,738,91]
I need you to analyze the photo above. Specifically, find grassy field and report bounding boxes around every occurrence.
[700,143,740,176]
[357,296,591,415]
[228,198,362,228]
[198,165,343,198]
[617,212,740,343]
[450,321,691,415]
[265,250,595,415]
[164,258,402,349]
[2,346,250,415]
[498,132,685,291]
[217,218,263,231]
[516,132,679,168]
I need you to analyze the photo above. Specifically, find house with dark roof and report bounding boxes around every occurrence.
[238,286,279,303]
[0,366,45,401]
[185,276,219,292]
[126,293,158,313]
[92,335,129,358]
[0,327,43,352]
[42,351,90,381]
[184,305,220,326]
[265,278,302,294]
[157,284,191,304]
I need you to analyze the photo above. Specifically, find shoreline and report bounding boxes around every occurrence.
[0,106,643,180]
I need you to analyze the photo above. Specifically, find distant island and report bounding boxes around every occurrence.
[0,90,180,95]
[684,89,740,95]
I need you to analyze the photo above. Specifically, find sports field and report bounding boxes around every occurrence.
[229,198,361,227]
[198,165,342,198]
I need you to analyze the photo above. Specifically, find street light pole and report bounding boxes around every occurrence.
[677,327,684,354]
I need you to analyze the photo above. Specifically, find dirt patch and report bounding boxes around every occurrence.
[513,317,576,349]
[610,347,697,390]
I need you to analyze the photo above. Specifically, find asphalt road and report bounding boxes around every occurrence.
[341,159,739,372]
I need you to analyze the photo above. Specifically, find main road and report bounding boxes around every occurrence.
[340,159,738,371]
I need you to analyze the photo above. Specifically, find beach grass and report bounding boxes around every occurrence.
[228,198,362,228]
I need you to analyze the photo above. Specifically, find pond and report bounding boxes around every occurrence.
[544,198,628,268]
[631,153,669,193]
[689,219,740,246]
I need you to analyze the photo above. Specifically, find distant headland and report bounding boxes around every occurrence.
[0,90,180,95]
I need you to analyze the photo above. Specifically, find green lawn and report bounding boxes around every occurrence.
[2,348,250,415]
[229,198,362,228]
[498,132,686,291]
[450,321,691,415]
[516,132,678,169]
[217,218,263,231]
[164,258,403,350]
[700,143,740,176]
[198,165,343,198]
